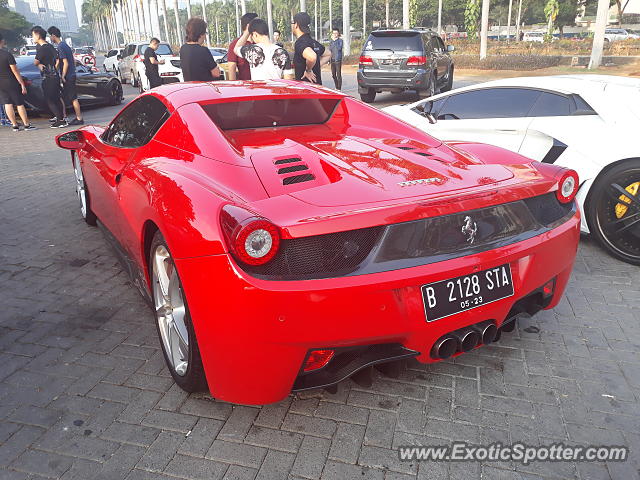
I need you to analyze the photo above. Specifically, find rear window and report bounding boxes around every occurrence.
[202,98,341,131]
[364,32,422,52]
[74,48,92,54]
[139,44,173,55]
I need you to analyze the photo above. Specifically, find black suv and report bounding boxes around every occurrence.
[357,29,455,103]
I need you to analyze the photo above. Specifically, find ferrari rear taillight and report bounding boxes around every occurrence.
[303,350,334,372]
[407,55,427,65]
[220,205,281,265]
[556,169,579,204]
[359,55,374,66]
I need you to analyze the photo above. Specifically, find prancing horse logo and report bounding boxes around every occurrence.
[461,216,478,244]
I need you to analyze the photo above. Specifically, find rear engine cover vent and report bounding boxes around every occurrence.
[397,145,433,157]
[283,173,315,185]
[250,145,332,197]
[273,157,316,185]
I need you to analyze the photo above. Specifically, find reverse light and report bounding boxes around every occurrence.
[556,169,579,204]
[303,350,335,372]
[359,55,374,66]
[220,205,281,266]
[407,55,427,65]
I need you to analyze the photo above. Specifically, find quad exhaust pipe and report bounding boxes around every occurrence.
[431,319,510,360]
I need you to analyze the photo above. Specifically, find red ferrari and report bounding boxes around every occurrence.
[56,81,580,405]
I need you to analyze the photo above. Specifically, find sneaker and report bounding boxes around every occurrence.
[49,116,57,123]
[50,119,68,128]
[23,124,36,131]
[68,118,84,126]
[12,125,20,132]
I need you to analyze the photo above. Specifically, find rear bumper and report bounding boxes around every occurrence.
[176,210,580,405]
[357,68,428,92]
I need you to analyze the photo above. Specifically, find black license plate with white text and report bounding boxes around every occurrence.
[422,264,514,322]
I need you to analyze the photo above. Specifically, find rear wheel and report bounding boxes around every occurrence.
[150,231,207,392]
[360,88,376,103]
[108,80,123,105]
[417,70,436,99]
[586,159,640,265]
[72,157,97,226]
[441,66,454,92]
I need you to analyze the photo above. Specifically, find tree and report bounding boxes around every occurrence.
[0,0,30,49]
[556,0,579,34]
[465,0,481,36]
[544,0,559,41]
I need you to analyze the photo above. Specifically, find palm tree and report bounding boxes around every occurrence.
[173,0,181,42]
[160,0,171,42]
[186,0,192,19]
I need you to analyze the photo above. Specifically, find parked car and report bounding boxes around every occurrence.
[357,29,454,103]
[73,47,96,66]
[522,31,545,42]
[19,45,37,56]
[103,48,124,75]
[119,41,182,88]
[383,74,640,264]
[208,47,227,62]
[55,80,579,404]
[604,28,640,42]
[16,57,123,112]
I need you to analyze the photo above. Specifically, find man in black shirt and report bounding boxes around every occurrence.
[180,18,220,82]
[143,38,164,89]
[0,33,35,131]
[292,12,330,84]
[32,25,65,128]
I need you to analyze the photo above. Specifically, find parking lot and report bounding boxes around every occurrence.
[1,73,639,480]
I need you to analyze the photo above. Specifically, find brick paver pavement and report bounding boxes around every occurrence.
[1,84,639,480]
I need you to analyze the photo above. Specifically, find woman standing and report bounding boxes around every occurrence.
[180,18,221,82]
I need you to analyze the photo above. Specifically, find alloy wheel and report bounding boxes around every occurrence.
[73,160,87,219]
[594,169,640,263]
[152,245,189,376]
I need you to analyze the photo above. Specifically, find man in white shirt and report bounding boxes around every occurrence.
[233,18,294,81]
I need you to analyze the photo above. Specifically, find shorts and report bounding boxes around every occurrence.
[62,77,78,103]
[0,83,25,106]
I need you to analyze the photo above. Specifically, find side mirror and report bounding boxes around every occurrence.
[447,44,455,52]
[56,130,86,150]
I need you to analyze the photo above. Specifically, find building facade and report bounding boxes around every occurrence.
[8,0,79,34]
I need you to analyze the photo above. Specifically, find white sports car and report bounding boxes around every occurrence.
[383,75,640,265]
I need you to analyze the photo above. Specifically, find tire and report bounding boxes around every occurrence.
[586,159,640,265]
[107,79,123,106]
[417,70,436,99]
[131,71,138,87]
[441,66,454,92]
[72,156,97,226]
[360,88,376,103]
[149,230,207,392]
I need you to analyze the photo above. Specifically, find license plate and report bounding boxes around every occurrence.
[421,264,514,322]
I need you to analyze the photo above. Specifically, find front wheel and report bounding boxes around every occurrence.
[150,231,207,392]
[107,80,123,105]
[360,88,376,103]
[586,159,640,265]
